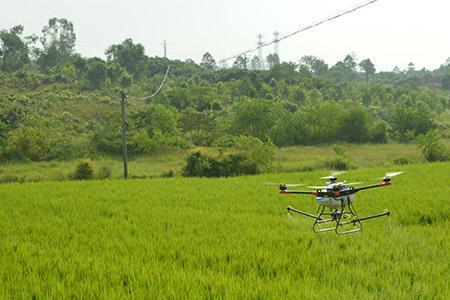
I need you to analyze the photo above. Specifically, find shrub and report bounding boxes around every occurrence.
[72,161,94,180]
[182,150,259,177]
[321,157,351,171]
[229,136,276,173]
[182,151,212,177]
[393,157,415,165]
[161,169,175,178]
[97,165,112,179]
[416,131,449,162]
[0,175,20,184]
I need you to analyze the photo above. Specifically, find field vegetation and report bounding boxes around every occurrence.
[0,162,449,298]
[0,143,429,183]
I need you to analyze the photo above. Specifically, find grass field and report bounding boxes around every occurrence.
[0,162,449,299]
[0,143,429,183]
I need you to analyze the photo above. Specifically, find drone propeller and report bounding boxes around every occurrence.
[307,186,328,189]
[320,171,347,180]
[376,171,404,180]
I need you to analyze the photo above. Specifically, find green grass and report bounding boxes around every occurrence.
[0,162,449,298]
[0,143,428,183]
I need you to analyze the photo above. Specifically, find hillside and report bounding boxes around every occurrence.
[1,20,450,164]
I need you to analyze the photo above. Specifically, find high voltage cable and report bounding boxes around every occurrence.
[218,0,379,64]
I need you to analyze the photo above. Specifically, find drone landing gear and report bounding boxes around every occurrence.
[287,204,390,235]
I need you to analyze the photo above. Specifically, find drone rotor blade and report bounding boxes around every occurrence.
[307,186,328,189]
[376,171,404,180]
[386,171,404,177]
[320,171,347,179]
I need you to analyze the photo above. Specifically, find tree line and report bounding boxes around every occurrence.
[0,18,449,162]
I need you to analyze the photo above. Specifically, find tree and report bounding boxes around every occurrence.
[359,58,376,84]
[0,25,29,72]
[105,39,147,78]
[266,53,280,69]
[37,18,76,69]
[390,104,435,141]
[132,104,180,137]
[85,59,107,88]
[441,74,450,90]
[228,98,282,141]
[233,55,248,70]
[343,54,357,71]
[300,55,328,76]
[340,106,370,143]
[250,56,262,70]
[200,52,216,69]
[329,54,357,81]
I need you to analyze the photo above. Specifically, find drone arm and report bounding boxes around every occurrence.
[280,190,318,195]
[353,181,391,193]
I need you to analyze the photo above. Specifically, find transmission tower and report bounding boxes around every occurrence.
[257,34,264,63]
[273,31,280,57]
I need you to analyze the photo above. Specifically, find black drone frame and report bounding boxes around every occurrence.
[281,179,392,235]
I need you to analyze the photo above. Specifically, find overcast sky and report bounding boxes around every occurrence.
[1,0,449,71]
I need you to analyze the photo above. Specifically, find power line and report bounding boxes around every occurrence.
[131,65,171,100]
[218,0,379,64]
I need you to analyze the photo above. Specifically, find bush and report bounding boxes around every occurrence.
[0,175,21,184]
[72,161,94,180]
[182,150,258,177]
[183,136,275,177]
[97,165,112,179]
[232,136,276,173]
[182,151,212,177]
[161,169,175,178]
[393,157,415,165]
[321,157,351,171]
[416,131,449,162]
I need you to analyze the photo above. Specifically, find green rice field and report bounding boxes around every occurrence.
[0,162,449,299]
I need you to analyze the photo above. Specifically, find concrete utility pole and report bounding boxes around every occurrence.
[120,90,129,179]
[162,40,168,58]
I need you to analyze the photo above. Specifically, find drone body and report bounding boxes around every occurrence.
[274,172,402,235]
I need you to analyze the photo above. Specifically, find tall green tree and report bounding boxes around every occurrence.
[0,25,29,72]
[85,58,107,88]
[200,52,216,69]
[359,58,376,84]
[37,18,76,69]
[227,98,282,141]
[233,55,248,70]
[105,39,147,78]
[300,55,329,76]
[266,53,280,69]
[441,74,450,90]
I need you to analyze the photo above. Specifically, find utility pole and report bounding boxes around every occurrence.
[162,40,168,58]
[120,90,128,179]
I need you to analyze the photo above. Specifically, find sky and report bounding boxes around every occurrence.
[1,0,449,71]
